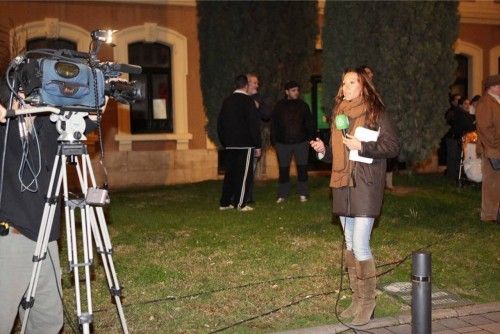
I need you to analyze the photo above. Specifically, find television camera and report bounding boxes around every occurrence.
[2,29,143,143]
[5,29,143,113]
[0,30,142,334]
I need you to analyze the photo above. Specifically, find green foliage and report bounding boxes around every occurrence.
[322,2,459,163]
[197,1,318,146]
[322,2,379,116]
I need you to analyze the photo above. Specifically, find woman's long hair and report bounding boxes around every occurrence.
[333,67,385,127]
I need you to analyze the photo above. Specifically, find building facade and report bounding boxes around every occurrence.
[0,0,498,186]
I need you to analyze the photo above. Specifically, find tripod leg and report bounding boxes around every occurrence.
[64,156,92,334]
[89,206,129,334]
[20,153,64,334]
[83,154,129,334]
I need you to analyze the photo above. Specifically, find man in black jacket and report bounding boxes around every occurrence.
[272,81,314,203]
[218,75,261,211]
[0,78,100,332]
[0,80,65,333]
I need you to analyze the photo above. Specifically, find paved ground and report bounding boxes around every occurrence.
[274,301,500,334]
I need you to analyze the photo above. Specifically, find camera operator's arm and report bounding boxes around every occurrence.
[0,94,24,123]
[0,78,10,123]
[0,103,6,123]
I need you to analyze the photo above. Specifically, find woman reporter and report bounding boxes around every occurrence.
[310,67,400,325]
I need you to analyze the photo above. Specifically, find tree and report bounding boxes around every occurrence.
[322,2,379,117]
[322,1,459,164]
[197,1,318,147]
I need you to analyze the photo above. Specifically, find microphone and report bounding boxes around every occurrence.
[111,63,142,75]
[334,114,349,136]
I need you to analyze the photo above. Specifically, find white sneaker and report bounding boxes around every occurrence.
[219,204,234,211]
[276,197,286,204]
[299,196,308,202]
[238,205,254,212]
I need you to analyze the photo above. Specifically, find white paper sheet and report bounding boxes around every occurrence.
[153,99,167,119]
[348,126,380,164]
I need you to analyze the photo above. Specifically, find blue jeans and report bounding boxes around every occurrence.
[340,216,375,261]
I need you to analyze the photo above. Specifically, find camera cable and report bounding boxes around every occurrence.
[48,247,79,334]
[93,223,460,333]
[208,223,455,334]
[0,118,10,208]
[93,273,326,313]
[89,59,110,190]
[17,115,42,193]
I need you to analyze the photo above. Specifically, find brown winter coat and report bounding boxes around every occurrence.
[323,111,400,217]
[475,92,500,221]
[476,93,500,159]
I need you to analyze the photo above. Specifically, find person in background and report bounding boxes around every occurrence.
[475,75,500,223]
[246,73,270,203]
[272,81,314,203]
[310,67,400,326]
[445,94,475,180]
[461,97,471,113]
[218,74,262,212]
[469,95,481,123]
[360,65,373,81]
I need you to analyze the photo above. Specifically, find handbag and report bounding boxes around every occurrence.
[489,158,500,171]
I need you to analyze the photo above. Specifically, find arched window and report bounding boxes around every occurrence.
[490,45,500,75]
[112,23,191,151]
[454,39,483,97]
[11,18,91,56]
[27,37,77,51]
[128,42,173,134]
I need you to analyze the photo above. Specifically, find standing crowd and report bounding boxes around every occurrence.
[218,67,401,325]
[1,59,496,332]
[441,74,499,223]
[217,69,499,327]
[217,74,314,212]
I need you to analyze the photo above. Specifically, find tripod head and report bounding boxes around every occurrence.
[5,106,91,143]
[50,110,88,142]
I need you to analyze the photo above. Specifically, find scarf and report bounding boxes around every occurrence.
[330,95,367,188]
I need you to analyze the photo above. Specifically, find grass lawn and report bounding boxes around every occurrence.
[58,173,499,333]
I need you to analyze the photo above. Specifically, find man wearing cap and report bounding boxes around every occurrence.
[476,74,500,223]
[271,81,314,203]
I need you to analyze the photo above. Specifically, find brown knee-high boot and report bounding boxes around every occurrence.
[340,250,359,318]
[351,257,376,326]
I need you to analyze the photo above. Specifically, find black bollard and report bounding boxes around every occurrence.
[411,252,431,334]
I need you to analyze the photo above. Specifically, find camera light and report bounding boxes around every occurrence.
[105,30,115,44]
[91,29,116,44]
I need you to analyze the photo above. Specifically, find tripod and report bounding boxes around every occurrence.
[20,138,129,334]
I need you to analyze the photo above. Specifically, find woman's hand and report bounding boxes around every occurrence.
[310,137,325,154]
[342,134,362,151]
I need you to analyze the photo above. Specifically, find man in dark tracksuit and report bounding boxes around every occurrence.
[271,81,314,203]
[218,75,262,211]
